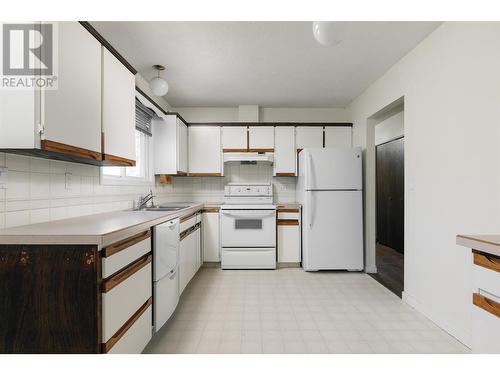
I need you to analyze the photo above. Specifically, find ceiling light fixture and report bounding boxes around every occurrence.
[149,64,169,96]
[312,21,342,46]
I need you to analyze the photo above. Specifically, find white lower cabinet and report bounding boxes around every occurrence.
[179,220,202,295]
[202,210,220,262]
[107,305,152,354]
[471,251,500,353]
[277,209,301,263]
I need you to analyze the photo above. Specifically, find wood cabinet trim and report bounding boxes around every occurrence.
[277,207,300,213]
[41,139,102,161]
[101,254,151,293]
[102,230,151,258]
[180,212,196,223]
[180,222,201,241]
[102,153,136,167]
[177,171,188,176]
[473,250,500,273]
[101,297,152,353]
[275,173,296,177]
[473,292,500,318]
[248,148,274,153]
[189,122,353,127]
[223,148,249,153]
[79,21,137,75]
[277,219,300,226]
[203,207,220,213]
[188,173,222,177]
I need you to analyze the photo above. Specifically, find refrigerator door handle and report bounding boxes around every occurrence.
[308,190,314,228]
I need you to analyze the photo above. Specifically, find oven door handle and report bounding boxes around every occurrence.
[221,211,276,219]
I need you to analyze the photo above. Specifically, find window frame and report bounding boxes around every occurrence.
[100,129,154,186]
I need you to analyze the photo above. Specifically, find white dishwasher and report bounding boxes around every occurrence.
[153,218,180,332]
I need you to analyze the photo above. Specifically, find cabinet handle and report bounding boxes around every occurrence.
[102,230,151,258]
[473,250,500,273]
[473,292,500,318]
[101,254,151,293]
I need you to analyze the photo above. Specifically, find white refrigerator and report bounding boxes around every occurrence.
[296,147,364,271]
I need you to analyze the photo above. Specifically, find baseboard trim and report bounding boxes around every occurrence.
[365,265,377,273]
[402,291,471,348]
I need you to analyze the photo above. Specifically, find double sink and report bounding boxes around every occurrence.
[136,204,190,212]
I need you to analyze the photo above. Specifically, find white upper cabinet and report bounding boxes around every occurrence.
[178,119,188,174]
[154,115,189,175]
[296,126,323,149]
[274,126,296,176]
[43,22,102,157]
[102,47,136,165]
[324,127,352,148]
[188,126,222,175]
[222,126,247,150]
[248,126,274,150]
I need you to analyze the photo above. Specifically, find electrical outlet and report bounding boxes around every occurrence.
[0,167,8,188]
[65,172,72,190]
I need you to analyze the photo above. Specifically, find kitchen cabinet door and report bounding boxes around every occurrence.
[324,127,352,148]
[202,212,220,262]
[274,126,296,176]
[278,224,301,263]
[222,126,247,151]
[179,237,189,294]
[178,119,188,174]
[154,115,188,175]
[43,22,102,158]
[188,126,222,175]
[296,126,323,150]
[248,126,274,151]
[0,89,36,148]
[102,48,136,165]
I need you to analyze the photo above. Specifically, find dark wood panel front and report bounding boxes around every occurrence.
[376,137,404,253]
[0,245,100,353]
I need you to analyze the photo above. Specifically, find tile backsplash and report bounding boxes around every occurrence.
[0,154,296,229]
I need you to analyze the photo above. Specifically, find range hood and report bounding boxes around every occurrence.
[223,152,274,164]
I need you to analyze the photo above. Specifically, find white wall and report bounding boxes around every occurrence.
[375,108,404,145]
[348,22,500,346]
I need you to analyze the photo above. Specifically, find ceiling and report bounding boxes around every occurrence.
[91,22,440,108]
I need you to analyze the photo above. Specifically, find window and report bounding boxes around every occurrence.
[100,97,156,185]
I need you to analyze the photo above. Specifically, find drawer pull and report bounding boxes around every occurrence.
[180,222,201,241]
[473,292,500,318]
[102,297,152,353]
[473,250,500,273]
[277,219,300,226]
[277,208,300,213]
[103,230,151,258]
[180,212,196,223]
[102,254,152,293]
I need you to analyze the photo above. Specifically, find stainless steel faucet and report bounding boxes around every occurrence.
[137,190,155,210]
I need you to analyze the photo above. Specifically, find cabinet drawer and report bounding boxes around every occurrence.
[180,213,196,232]
[277,212,299,220]
[472,294,500,353]
[473,251,500,298]
[102,230,151,278]
[102,255,152,342]
[105,300,152,354]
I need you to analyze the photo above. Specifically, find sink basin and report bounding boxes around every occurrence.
[137,205,190,212]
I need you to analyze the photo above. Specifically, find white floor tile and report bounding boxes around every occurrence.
[144,267,470,355]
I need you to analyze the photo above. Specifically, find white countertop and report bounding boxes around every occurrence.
[456,234,500,258]
[0,203,205,247]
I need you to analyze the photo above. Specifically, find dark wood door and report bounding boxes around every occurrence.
[376,137,404,253]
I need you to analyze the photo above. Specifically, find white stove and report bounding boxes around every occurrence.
[220,183,277,269]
